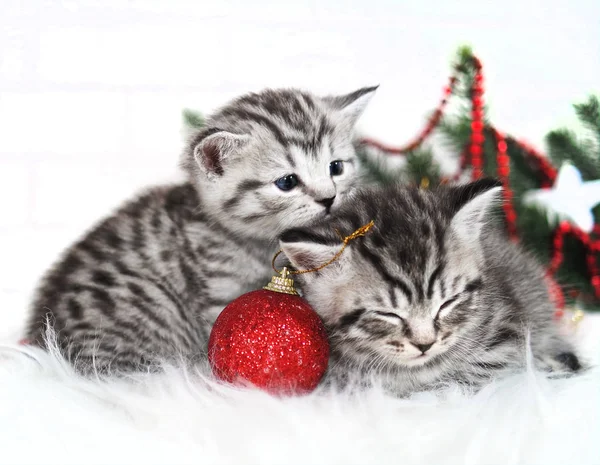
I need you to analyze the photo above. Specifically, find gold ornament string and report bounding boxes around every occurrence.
[271,220,375,276]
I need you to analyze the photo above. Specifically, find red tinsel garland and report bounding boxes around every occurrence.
[492,129,518,241]
[548,222,600,305]
[359,53,600,311]
[469,57,485,180]
[360,76,458,154]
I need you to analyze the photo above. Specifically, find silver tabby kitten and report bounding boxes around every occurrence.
[279,179,582,394]
[26,86,377,373]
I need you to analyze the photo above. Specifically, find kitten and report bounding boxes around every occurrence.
[279,179,582,394]
[26,86,377,373]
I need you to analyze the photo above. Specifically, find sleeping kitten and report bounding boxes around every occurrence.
[279,179,582,394]
[26,86,377,373]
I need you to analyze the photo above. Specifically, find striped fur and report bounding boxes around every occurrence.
[26,86,377,373]
[280,179,582,395]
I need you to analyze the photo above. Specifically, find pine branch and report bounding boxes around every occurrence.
[545,128,600,180]
[182,109,205,129]
[438,114,471,153]
[354,145,404,185]
[453,46,478,100]
[404,148,441,185]
[503,138,546,195]
[574,95,600,144]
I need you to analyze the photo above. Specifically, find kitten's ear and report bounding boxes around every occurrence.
[448,179,502,241]
[324,85,378,126]
[192,130,251,179]
[279,229,341,273]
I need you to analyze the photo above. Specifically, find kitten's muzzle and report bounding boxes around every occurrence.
[316,196,336,211]
[413,342,434,354]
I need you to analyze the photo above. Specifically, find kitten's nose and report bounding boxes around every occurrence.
[414,342,434,354]
[316,196,336,209]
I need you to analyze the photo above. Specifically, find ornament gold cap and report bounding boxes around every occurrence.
[264,267,299,295]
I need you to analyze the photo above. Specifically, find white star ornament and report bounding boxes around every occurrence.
[523,163,600,233]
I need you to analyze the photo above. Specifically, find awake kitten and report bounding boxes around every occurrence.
[280,179,582,394]
[26,86,377,373]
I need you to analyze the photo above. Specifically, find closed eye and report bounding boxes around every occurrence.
[374,311,405,323]
[436,297,458,319]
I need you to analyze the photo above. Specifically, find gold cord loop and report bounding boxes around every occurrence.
[271,220,375,276]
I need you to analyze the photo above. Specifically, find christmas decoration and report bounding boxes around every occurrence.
[523,163,600,233]
[357,47,600,311]
[208,283,329,395]
[207,221,374,395]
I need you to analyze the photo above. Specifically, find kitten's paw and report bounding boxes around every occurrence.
[553,352,582,372]
[539,351,582,374]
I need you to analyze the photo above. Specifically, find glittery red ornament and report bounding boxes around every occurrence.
[208,288,329,395]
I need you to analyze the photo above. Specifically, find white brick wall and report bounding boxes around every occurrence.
[1,0,599,339]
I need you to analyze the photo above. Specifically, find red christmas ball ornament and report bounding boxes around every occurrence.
[208,270,330,395]
[208,221,375,395]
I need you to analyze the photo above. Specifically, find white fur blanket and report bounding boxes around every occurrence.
[1,314,599,465]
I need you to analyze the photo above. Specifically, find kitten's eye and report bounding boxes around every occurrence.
[275,174,299,191]
[436,297,457,318]
[374,311,405,323]
[329,160,344,176]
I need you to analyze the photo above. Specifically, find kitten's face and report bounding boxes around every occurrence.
[183,87,377,240]
[299,242,484,370]
[280,180,501,371]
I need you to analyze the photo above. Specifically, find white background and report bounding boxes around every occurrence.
[1,0,599,339]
